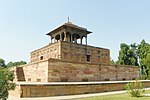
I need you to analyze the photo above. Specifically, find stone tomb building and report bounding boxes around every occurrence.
[13,22,139,82]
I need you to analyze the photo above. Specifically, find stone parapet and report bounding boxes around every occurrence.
[12,58,139,83]
[10,80,150,98]
[48,59,139,82]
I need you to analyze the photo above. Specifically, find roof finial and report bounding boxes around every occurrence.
[67,16,70,23]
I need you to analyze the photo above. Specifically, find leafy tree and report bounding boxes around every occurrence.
[0,68,15,100]
[118,43,130,65]
[117,43,138,66]
[145,53,150,79]
[145,53,150,70]
[0,58,6,68]
[137,40,150,79]
[129,43,139,66]
[7,61,27,67]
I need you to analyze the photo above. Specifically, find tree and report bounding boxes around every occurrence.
[117,43,138,66]
[129,43,139,66]
[145,53,150,70]
[0,68,15,100]
[7,61,27,67]
[137,40,150,79]
[0,58,6,68]
[118,43,130,65]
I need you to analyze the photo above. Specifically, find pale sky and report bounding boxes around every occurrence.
[0,0,150,63]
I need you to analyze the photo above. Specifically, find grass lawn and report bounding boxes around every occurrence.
[76,90,150,100]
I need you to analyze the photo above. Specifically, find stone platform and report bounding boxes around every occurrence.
[10,80,150,98]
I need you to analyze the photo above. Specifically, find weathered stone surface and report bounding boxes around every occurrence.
[12,58,139,82]
[9,81,150,98]
[30,41,110,65]
[13,60,48,82]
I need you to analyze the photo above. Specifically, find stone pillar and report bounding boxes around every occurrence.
[58,41,61,59]
[54,36,56,43]
[60,33,62,41]
[68,34,70,42]
[64,32,67,41]
[71,34,73,43]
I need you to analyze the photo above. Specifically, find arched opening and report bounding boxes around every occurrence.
[73,33,80,44]
[82,36,86,45]
[55,34,60,41]
[77,38,80,44]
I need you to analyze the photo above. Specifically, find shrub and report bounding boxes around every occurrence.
[125,80,145,97]
[0,68,16,100]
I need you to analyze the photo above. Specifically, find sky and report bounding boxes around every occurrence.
[0,0,150,63]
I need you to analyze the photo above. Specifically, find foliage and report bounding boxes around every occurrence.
[0,58,26,68]
[117,40,150,79]
[0,58,6,68]
[117,43,138,66]
[125,80,145,97]
[0,67,16,100]
[144,53,150,69]
[110,59,116,64]
[7,61,27,67]
[137,40,150,79]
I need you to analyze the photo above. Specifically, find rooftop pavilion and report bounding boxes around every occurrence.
[46,21,92,45]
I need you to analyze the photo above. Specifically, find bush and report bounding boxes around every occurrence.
[141,75,147,80]
[141,73,150,80]
[125,80,145,97]
[0,68,16,100]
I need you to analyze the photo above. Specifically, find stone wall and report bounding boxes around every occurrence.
[13,60,48,82]
[61,41,110,65]
[13,58,139,83]
[10,80,150,98]
[30,42,60,63]
[48,59,139,82]
[30,41,110,65]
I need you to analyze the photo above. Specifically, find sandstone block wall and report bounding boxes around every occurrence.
[48,59,100,82]
[30,41,110,65]
[13,59,139,83]
[13,60,48,82]
[60,41,110,65]
[10,80,150,98]
[48,59,139,82]
[30,42,60,63]
[100,65,139,81]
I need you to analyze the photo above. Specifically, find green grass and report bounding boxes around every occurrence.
[76,90,150,100]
